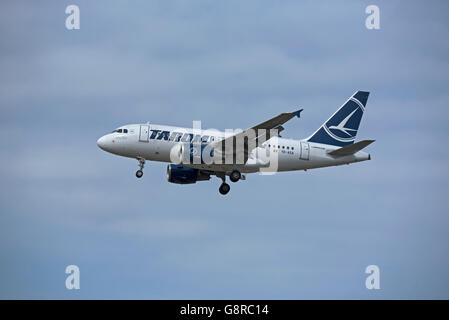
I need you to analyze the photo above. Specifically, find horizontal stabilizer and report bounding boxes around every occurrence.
[327,140,375,157]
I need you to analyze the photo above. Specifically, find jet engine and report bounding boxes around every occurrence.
[166,164,211,184]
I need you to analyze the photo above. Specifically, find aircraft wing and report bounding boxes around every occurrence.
[211,109,303,160]
[249,109,303,132]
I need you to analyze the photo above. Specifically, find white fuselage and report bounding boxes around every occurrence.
[97,123,370,174]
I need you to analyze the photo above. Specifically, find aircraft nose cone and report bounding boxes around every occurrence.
[97,136,107,150]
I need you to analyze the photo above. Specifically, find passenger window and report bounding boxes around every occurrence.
[292,147,294,150]
[287,146,289,150]
[278,145,280,148]
[282,146,285,149]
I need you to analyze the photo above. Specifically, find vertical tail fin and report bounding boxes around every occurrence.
[307,91,369,146]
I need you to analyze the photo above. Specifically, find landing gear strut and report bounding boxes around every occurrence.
[217,174,230,195]
[136,157,145,178]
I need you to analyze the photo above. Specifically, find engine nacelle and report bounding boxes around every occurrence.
[166,164,210,184]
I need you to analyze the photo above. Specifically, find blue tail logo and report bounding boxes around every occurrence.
[307,91,369,146]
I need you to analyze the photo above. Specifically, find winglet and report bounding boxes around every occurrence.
[292,109,303,118]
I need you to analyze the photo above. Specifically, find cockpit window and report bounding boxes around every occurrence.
[112,128,128,134]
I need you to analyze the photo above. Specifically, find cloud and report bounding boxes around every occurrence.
[101,217,212,238]
[1,0,449,299]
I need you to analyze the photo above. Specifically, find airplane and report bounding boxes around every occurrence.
[97,91,374,195]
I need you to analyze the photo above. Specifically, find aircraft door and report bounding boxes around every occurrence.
[300,142,310,160]
[139,125,150,142]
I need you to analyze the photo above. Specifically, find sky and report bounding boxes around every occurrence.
[1,0,449,299]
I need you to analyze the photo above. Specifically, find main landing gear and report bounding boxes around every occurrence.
[136,157,145,178]
[218,170,242,195]
[219,182,230,195]
[217,173,230,195]
[229,170,241,183]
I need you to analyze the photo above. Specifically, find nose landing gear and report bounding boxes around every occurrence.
[136,157,145,178]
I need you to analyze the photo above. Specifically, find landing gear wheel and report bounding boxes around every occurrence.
[136,157,145,178]
[229,170,241,183]
[219,183,230,195]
